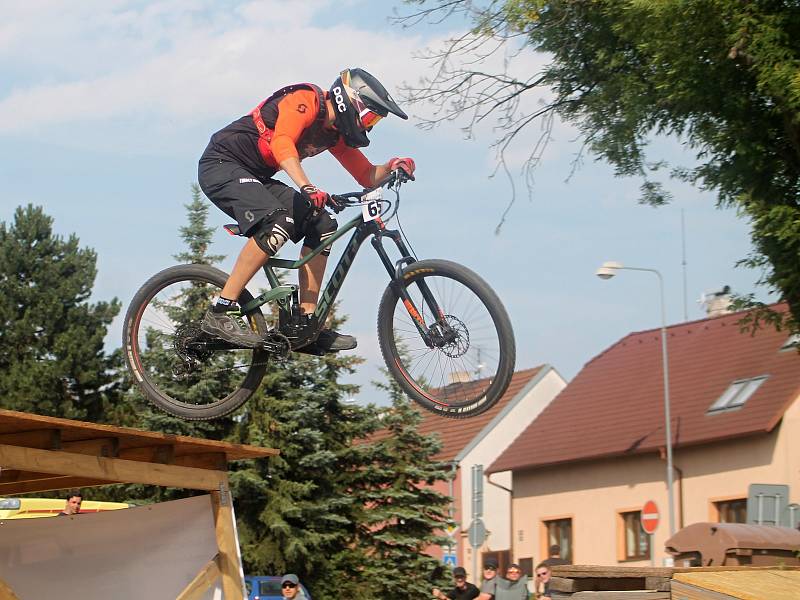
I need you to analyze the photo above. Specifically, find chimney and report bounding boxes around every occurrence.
[701,285,733,317]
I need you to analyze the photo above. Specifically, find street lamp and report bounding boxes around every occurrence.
[595,261,676,538]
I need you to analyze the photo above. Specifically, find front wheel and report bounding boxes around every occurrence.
[123,264,269,420]
[377,259,515,418]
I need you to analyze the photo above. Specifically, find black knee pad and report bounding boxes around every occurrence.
[253,213,296,255]
[306,213,339,256]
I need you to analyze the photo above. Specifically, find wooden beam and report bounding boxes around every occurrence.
[61,437,118,457]
[176,556,222,600]
[0,444,226,491]
[173,452,228,471]
[0,470,59,484]
[0,429,59,450]
[211,478,246,600]
[118,445,175,464]
[0,476,103,495]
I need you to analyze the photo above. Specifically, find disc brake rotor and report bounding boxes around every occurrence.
[431,315,470,358]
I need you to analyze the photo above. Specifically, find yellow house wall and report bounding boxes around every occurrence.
[510,396,800,567]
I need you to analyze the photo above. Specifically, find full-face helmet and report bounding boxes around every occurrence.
[329,68,408,148]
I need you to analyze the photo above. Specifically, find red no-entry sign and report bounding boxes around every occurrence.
[641,500,660,535]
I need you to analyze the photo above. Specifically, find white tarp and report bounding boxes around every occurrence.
[0,494,223,599]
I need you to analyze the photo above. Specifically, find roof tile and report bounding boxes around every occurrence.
[488,306,800,473]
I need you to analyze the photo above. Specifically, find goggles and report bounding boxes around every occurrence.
[351,93,383,130]
[282,582,297,589]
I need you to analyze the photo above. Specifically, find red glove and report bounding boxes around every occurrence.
[389,157,416,180]
[300,184,330,210]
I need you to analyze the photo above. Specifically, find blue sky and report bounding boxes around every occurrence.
[0,1,770,406]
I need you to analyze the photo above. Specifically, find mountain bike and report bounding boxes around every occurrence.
[123,171,515,420]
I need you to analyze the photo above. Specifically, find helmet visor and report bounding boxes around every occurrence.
[351,93,383,130]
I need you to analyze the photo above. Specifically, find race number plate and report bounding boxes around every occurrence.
[361,189,382,222]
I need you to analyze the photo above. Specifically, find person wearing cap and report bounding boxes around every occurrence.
[432,566,480,600]
[280,573,305,599]
[198,67,415,352]
[476,558,499,600]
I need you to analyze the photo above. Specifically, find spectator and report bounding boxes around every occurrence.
[495,563,529,600]
[57,492,82,516]
[280,574,305,599]
[477,557,499,600]
[432,566,480,600]
[540,544,570,567]
[533,563,552,600]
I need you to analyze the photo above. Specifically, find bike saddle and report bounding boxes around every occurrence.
[223,224,243,236]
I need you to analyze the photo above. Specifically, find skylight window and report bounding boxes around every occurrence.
[708,376,768,413]
[780,334,800,351]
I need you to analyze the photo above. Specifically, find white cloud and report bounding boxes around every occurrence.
[0,0,436,134]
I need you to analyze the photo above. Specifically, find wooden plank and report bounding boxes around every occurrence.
[176,556,222,600]
[173,452,228,471]
[645,577,672,592]
[0,408,279,461]
[572,593,670,599]
[672,569,800,600]
[118,445,175,464]
[211,482,246,600]
[670,580,738,600]
[61,437,118,457]
[0,476,103,495]
[0,429,59,449]
[0,444,226,491]
[0,470,62,484]
[552,565,676,578]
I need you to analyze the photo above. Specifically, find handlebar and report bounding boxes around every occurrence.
[333,168,411,208]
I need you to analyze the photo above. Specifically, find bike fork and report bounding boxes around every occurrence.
[371,231,446,345]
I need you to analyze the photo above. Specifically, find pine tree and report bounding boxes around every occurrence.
[349,377,453,600]
[0,204,121,420]
[95,184,235,505]
[228,336,377,598]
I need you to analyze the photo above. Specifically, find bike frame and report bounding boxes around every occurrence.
[237,208,442,341]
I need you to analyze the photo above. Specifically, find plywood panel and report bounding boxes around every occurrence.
[672,569,800,600]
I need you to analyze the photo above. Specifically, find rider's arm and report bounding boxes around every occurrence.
[330,141,411,187]
[270,90,325,189]
[329,140,375,188]
[279,156,312,189]
[270,90,319,179]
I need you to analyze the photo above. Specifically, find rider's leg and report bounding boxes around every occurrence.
[220,237,269,301]
[298,246,326,314]
[197,157,291,348]
[295,216,357,351]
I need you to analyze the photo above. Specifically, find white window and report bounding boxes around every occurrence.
[708,376,768,413]
[780,333,800,351]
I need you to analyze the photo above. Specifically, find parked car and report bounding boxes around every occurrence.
[245,576,312,600]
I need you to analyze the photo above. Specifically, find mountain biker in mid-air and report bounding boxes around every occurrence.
[197,68,416,353]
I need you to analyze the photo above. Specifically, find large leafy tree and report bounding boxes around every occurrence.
[400,0,800,331]
[0,205,120,420]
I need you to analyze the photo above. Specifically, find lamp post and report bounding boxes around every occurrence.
[596,261,676,538]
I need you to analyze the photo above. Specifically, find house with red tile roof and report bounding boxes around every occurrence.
[405,365,566,579]
[487,305,800,567]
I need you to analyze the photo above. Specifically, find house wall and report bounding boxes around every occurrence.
[510,395,800,567]
[459,368,566,578]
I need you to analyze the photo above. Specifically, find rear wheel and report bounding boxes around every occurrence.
[377,259,515,418]
[123,264,269,420]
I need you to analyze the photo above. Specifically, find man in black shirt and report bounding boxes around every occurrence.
[432,566,480,600]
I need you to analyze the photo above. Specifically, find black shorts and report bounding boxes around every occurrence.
[198,150,337,253]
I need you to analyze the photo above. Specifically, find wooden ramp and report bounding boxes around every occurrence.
[672,569,800,600]
[0,408,279,600]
